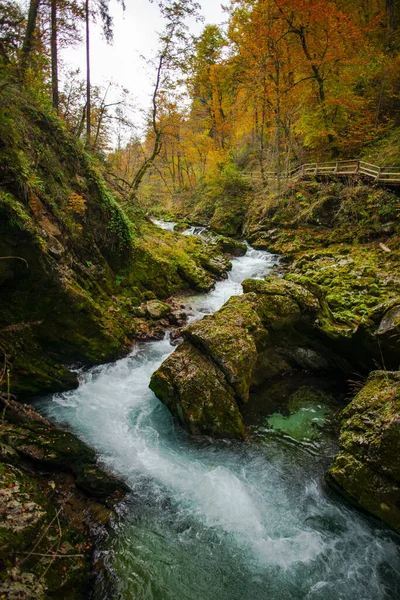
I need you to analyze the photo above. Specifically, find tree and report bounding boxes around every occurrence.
[20,0,41,75]
[387,0,395,31]
[0,1,25,65]
[189,25,230,148]
[50,0,58,109]
[229,0,304,180]
[274,0,370,156]
[49,0,84,113]
[129,0,201,194]
[84,0,125,148]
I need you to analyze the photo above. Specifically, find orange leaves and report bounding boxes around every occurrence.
[67,193,87,215]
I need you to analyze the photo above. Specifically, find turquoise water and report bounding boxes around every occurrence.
[36,245,400,600]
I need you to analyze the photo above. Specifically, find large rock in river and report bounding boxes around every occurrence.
[150,276,339,438]
[149,342,245,439]
[327,371,400,533]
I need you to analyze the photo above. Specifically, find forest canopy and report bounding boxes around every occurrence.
[0,0,399,206]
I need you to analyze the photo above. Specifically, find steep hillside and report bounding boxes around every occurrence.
[0,89,231,397]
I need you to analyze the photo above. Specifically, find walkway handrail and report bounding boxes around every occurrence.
[245,159,400,185]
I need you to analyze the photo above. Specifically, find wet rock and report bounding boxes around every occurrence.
[183,295,264,403]
[134,318,166,341]
[150,342,245,439]
[1,419,128,500]
[376,304,400,365]
[143,300,172,320]
[0,404,128,598]
[170,328,183,345]
[0,396,51,426]
[214,235,247,257]
[167,311,187,327]
[327,371,400,533]
[199,253,231,277]
[150,276,343,439]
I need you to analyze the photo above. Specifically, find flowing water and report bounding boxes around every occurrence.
[151,219,177,231]
[36,236,400,600]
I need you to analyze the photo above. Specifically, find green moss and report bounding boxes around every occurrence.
[151,276,341,439]
[86,165,134,252]
[184,296,262,404]
[150,342,245,439]
[1,421,124,500]
[328,371,400,533]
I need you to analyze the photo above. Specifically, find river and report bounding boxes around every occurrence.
[36,231,400,600]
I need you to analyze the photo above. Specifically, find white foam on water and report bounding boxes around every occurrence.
[151,218,176,231]
[36,244,400,600]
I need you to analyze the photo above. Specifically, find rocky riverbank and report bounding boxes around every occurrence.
[0,98,245,597]
[150,179,400,533]
[328,370,400,534]
[0,396,127,598]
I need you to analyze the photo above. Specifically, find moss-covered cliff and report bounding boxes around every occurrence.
[0,90,233,398]
[328,371,400,534]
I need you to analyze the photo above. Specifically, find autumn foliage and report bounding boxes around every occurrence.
[106,0,399,209]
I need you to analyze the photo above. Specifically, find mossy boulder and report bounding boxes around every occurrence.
[209,198,246,237]
[143,300,172,320]
[327,371,400,533]
[1,421,125,500]
[184,295,263,403]
[198,252,231,277]
[149,341,245,439]
[214,235,247,257]
[150,276,342,438]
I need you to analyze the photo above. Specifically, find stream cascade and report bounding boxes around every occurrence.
[36,225,400,600]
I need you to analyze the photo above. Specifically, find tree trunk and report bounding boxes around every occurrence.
[275,62,282,196]
[75,103,87,139]
[85,0,91,148]
[387,0,395,30]
[51,0,59,112]
[288,21,339,158]
[20,0,41,75]
[130,55,164,194]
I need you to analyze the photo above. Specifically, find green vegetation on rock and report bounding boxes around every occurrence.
[151,276,352,439]
[328,371,400,533]
[0,399,126,599]
[150,341,245,439]
[0,90,234,397]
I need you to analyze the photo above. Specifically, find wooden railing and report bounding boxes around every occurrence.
[245,160,400,186]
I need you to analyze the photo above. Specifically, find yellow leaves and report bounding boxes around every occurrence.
[66,193,87,215]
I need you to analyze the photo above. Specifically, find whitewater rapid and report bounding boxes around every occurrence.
[36,235,400,600]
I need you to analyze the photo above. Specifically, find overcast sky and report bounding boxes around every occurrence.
[61,0,226,128]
